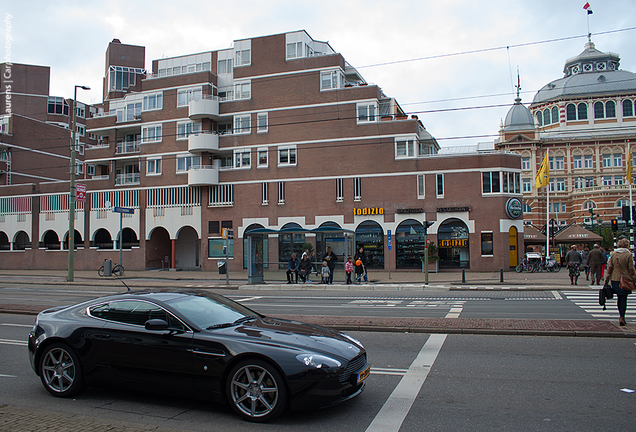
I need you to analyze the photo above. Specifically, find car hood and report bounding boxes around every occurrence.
[217,317,363,360]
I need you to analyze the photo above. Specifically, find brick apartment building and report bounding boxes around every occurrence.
[0,30,523,274]
[497,38,636,244]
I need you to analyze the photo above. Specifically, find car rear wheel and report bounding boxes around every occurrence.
[226,358,288,422]
[39,343,85,397]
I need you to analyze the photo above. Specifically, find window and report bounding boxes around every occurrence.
[606,101,616,118]
[482,172,501,194]
[354,177,361,201]
[143,93,163,111]
[278,146,297,166]
[176,155,201,172]
[234,150,251,168]
[257,148,268,167]
[594,101,605,119]
[573,155,582,169]
[235,49,251,66]
[233,115,251,134]
[548,179,555,192]
[543,109,550,125]
[336,179,344,201]
[574,177,583,189]
[536,112,543,126]
[583,200,596,211]
[257,113,268,133]
[287,42,303,59]
[556,178,565,191]
[176,121,201,139]
[437,173,444,197]
[585,177,594,187]
[417,175,425,198]
[523,178,531,192]
[76,106,85,118]
[177,87,202,106]
[615,176,623,185]
[47,97,69,115]
[208,239,234,258]
[603,176,612,186]
[481,232,493,256]
[108,66,144,92]
[218,58,233,74]
[603,154,612,168]
[623,99,634,117]
[555,156,564,170]
[76,124,85,137]
[210,185,233,206]
[584,155,593,168]
[357,103,377,123]
[320,70,342,90]
[566,103,589,120]
[141,124,162,143]
[278,182,285,204]
[234,82,251,100]
[146,157,162,176]
[551,106,559,123]
[523,203,532,213]
[89,301,185,330]
[522,157,530,170]
[396,140,416,158]
[577,103,588,120]
[262,182,268,205]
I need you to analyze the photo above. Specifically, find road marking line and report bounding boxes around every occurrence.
[235,296,263,302]
[371,367,409,376]
[365,333,447,432]
[445,306,463,319]
[0,374,17,378]
[0,323,33,328]
[551,290,563,300]
[0,339,27,346]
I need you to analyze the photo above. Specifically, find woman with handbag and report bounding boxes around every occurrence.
[604,238,634,326]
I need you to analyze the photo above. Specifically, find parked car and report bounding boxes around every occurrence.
[28,289,369,422]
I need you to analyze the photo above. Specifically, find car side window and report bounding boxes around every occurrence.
[89,300,187,331]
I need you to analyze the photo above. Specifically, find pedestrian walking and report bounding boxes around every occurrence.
[586,244,606,285]
[564,245,582,285]
[581,246,590,281]
[604,237,634,326]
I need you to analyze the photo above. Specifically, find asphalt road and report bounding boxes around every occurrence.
[1,313,634,431]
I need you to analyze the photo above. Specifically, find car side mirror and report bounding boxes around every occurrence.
[145,319,169,331]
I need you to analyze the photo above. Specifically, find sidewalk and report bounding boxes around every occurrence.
[0,268,633,338]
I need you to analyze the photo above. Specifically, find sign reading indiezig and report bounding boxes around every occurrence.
[353,207,384,216]
[439,239,468,248]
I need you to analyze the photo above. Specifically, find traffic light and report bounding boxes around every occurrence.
[611,219,618,232]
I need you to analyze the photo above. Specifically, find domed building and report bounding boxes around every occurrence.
[497,38,636,242]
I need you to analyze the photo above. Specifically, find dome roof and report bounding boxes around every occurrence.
[532,41,636,105]
[503,97,535,131]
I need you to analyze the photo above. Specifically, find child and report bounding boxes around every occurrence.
[321,261,330,284]
[345,256,353,285]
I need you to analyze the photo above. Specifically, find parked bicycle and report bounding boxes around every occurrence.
[98,263,125,277]
[537,256,561,272]
[515,258,537,273]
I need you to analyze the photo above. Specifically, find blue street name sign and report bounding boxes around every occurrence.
[113,207,134,214]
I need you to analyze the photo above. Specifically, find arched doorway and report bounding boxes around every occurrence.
[355,221,384,268]
[14,231,30,250]
[117,227,139,249]
[395,219,425,269]
[508,226,518,267]
[146,227,171,270]
[42,230,60,250]
[0,232,9,250]
[438,218,470,269]
[63,229,82,250]
[93,228,113,249]
[175,226,200,269]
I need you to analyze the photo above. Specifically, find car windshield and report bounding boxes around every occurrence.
[165,294,261,330]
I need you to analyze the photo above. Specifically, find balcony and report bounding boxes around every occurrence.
[189,95,220,120]
[116,140,141,155]
[188,132,219,153]
[115,173,141,186]
[188,165,219,186]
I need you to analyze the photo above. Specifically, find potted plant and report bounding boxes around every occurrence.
[421,241,439,273]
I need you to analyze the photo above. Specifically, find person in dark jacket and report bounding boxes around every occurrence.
[286,253,299,284]
[581,246,590,280]
[604,238,634,326]
[354,246,368,284]
[298,254,313,283]
[322,247,338,284]
[587,244,606,285]
[564,245,582,285]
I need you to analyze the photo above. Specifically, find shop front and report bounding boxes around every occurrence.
[437,218,470,269]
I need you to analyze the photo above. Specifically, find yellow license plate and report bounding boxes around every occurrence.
[357,365,371,384]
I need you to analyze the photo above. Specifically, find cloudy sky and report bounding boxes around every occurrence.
[4,0,635,147]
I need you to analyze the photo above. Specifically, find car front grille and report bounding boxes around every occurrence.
[339,353,367,384]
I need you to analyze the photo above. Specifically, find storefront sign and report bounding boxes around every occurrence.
[353,207,384,216]
[396,208,423,214]
[439,238,468,248]
[505,197,522,219]
[437,207,470,213]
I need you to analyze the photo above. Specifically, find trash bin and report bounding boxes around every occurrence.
[104,259,112,277]
[218,260,227,274]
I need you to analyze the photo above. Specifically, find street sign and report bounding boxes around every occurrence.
[76,184,86,202]
[387,230,392,250]
[113,207,134,214]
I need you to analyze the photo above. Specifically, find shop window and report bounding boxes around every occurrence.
[354,221,384,269]
[395,220,426,269]
[481,232,493,256]
[208,239,233,258]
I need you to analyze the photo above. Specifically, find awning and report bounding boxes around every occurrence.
[554,225,603,243]
[523,226,547,244]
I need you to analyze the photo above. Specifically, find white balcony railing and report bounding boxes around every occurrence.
[188,132,219,153]
[188,165,219,186]
[115,140,141,154]
[115,173,141,186]
[189,95,220,120]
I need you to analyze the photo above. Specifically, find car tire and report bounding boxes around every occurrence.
[226,358,288,422]
[39,342,85,398]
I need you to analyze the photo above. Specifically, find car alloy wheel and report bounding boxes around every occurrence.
[39,343,84,397]
[227,359,287,422]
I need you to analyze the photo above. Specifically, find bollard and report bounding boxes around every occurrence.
[462,268,466,283]
[500,268,504,283]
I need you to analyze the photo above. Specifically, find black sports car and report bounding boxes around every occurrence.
[28,289,369,422]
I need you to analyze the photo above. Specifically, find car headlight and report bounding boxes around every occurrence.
[296,353,342,369]
[341,333,364,348]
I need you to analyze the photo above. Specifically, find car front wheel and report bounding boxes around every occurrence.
[39,343,85,397]
[226,358,288,422]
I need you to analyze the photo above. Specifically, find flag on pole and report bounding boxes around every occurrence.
[627,141,633,185]
[583,2,593,14]
[535,153,549,189]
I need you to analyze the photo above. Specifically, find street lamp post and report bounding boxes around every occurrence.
[67,85,90,282]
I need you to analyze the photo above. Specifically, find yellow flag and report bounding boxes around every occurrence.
[627,142,632,185]
[535,153,549,189]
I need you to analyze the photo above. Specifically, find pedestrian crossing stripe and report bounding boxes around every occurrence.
[563,291,635,321]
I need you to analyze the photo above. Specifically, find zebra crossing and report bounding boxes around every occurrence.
[563,291,636,323]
